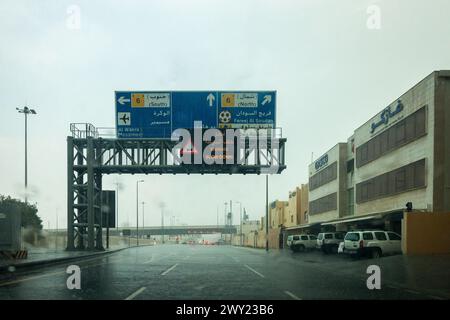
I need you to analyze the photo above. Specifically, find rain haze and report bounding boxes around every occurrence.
[1,0,449,229]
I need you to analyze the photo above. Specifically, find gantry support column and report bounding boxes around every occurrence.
[95,139,104,250]
[87,137,95,250]
[66,137,75,250]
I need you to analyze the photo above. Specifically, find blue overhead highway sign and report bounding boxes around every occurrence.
[115,91,276,138]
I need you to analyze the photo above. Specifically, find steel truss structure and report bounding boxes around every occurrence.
[67,123,287,250]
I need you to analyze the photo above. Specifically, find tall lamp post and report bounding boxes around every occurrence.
[223,202,228,241]
[160,203,166,244]
[16,106,37,203]
[113,181,121,229]
[142,201,146,239]
[136,180,144,246]
[235,201,243,246]
[266,175,269,252]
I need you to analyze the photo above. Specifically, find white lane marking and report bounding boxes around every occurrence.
[405,289,420,295]
[387,285,397,289]
[143,256,155,264]
[183,256,190,260]
[284,290,302,300]
[125,287,146,300]
[244,264,265,278]
[161,263,178,276]
[143,253,175,264]
[429,295,445,300]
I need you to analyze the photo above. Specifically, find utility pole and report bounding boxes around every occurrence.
[16,106,37,203]
[55,208,59,252]
[136,180,144,246]
[142,201,145,240]
[216,205,219,229]
[160,203,166,244]
[266,175,269,252]
[239,202,243,246]
[223,202,228,240]
[235,201,243,246]
[229,200,232,226]
[229,200,232,244]
[114,181,120,229]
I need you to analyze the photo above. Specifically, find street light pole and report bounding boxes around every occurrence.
[16,106,37,203]
[266,175,269,252]
[142,201,145,236]
[235,201,243,246]
[114,182,120,229]
[239,202,243,246]
[136,180,144,246]
[223,202,228,241]
[161,206,165,244]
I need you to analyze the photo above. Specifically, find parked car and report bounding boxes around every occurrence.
[343,230,402,258]
[291,234,317,252]
[286,235,301,248]
[317,232,346,254]
[337,241,345,254]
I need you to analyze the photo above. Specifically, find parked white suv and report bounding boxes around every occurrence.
[344,230,402,258]
[286,235,301,248]
[317,232,346,254]
[290,234,317,252]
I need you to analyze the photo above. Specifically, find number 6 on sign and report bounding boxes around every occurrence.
[221,94,235,107]
[131,94,145,107]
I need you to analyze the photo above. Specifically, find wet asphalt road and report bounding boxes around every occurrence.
[0,244,446,300]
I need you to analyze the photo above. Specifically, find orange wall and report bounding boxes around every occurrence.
[403,212,450,255]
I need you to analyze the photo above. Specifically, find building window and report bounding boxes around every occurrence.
[356,106,427,168]
[347,159,354,173]
[309,161,338,191]
[356,158,426,204]
[309,193,337,215]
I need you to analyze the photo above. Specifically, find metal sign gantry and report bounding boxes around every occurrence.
[67,123,286,251]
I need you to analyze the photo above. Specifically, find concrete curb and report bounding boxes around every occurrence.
[0,246,129,272]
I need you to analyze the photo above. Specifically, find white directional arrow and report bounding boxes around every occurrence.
[118,96,131,105]
[262,95,272,106]
[207,93,215,107]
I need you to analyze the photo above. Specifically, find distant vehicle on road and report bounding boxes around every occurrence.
[317,232,346,254]
[344,230,402,258]
[290,234,317,252]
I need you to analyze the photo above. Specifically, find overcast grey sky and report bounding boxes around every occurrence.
[1,0,449,229]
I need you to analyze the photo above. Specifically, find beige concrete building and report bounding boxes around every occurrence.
[269,200,288,229]
[308,143,348,224]
[255,71,450,251]
[320,70,450,233]
[285,184,309,227]
[238,220,260,247]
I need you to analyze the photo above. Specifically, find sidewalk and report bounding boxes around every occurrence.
[0,244,129,272]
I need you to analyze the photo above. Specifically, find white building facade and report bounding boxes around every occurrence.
[309,70,450,233]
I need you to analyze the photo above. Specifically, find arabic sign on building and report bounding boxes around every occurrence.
[370,100,404,134]
[314,154,329,171]
[115,91,276,138]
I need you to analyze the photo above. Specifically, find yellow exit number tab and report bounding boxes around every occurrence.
[131,93,145,107]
